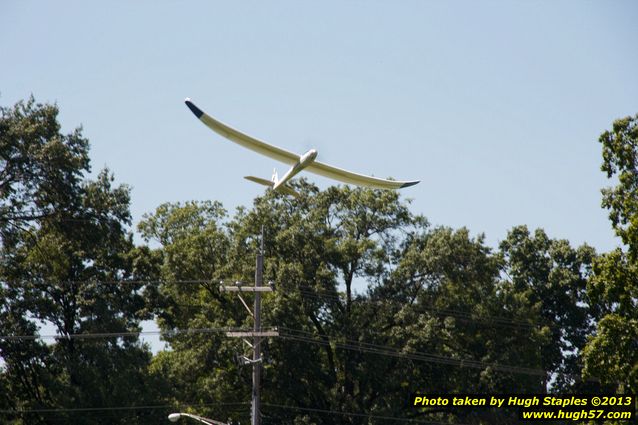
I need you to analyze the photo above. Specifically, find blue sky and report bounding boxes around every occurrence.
[2,1,637,255]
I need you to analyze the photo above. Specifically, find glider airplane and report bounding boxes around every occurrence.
[185,98,419,197]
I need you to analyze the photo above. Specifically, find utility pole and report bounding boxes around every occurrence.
[252,230,263,425]
[221,227,277,425]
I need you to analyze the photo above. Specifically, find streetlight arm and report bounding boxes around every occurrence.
[168,412,228,425]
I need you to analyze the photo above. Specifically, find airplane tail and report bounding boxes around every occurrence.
[245,176,275,188]
[244,175,300,198]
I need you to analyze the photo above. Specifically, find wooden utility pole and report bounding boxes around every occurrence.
[222,227,277,425]
[252,231,263,425]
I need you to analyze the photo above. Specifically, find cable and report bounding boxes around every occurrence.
[261,403,470,425]
[0,401,249,415]
[277,327,545,377]
[1,279,544,329]
[166,284,540,331]
[1,278,559,331]
[0,325,543,375]
[1,279,211,286]
[294,287,537,330]
[2,398,471,424]
[0,325,545,376]
[4,400,470,425]
[1,323,602,383]
[0,327,259,341]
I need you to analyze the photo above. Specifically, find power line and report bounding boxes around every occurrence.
[0,401,249,415]
[1,279,210,286]
[279,325,601,382]
[261,403,471,425]
[2,400,471,425]
[1,279,546,329]
[167,285,541,330]
[1,399,469,424]
[0,324,546,376]
[1,323,604,384]
[277,327,545,377]
[294,287,537,330]
[0,327,243,341]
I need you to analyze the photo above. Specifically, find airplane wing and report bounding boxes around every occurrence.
[306,161,419,189]
[185,99,298,165]
[185,99,419,189]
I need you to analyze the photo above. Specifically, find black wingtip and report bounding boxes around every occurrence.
[184,98,204,119]
[401,181,420,188]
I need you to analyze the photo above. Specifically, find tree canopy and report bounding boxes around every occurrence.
[0,98,163,424]
[138,185,598,424]
[1,97,635,424]
[583,114,638,394]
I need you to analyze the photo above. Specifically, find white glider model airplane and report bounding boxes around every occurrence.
[185,98,419,197]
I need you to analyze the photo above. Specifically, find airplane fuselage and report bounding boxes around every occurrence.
[272,149,317,190]
[299,149,318,167]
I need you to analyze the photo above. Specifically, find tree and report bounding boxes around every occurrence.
[0,97,89,233]
[138,200,247,421]
[142,182,588,424]
[499,226,598,393]
[0,98,163,424]
[139,184,427,424]
[372,226,529,424]
[584,114,638,393]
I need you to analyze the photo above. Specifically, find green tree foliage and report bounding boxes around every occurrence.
[141,182,597,424]
[499,226,597,392]
[0,97,89,229]
[0,98,162,424]
[584,114,638,393]
[139,200,246,420]
[0,96,617,424]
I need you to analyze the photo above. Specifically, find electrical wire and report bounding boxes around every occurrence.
[2,278,545,329]
[0,327,252,341]
[276,326,545,377]
[0,324,544,376]
[261,403,471,425]
[294,287,537,330]
[1,323,602,383]
[3,400,470,425]
[0,401,249,415]
[0,279,583,379]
